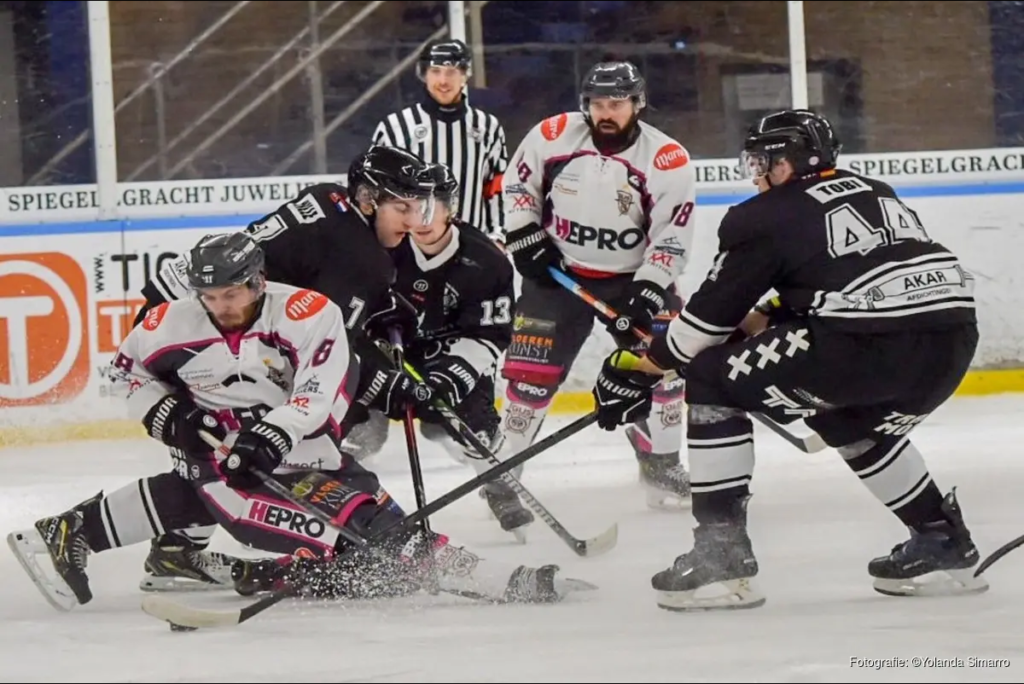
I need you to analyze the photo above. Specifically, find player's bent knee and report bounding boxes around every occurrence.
[837,438,876,460]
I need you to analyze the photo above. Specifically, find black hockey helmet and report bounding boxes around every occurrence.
[347,145,440,223]
[186,232,265,290]
[417,38,472,79]
[421,162,460,218]
[740,109,842,180]
[579,61,647,118]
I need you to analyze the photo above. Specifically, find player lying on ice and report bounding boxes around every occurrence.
[7,232,594,612]
[590,108,989,612]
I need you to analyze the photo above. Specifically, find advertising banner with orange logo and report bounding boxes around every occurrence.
[0,164,1020,441]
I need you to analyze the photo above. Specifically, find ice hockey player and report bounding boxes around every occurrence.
[590,108,988,612]
[7,233,592,612]
[127,145,445,593]
[340,162,531,539]
[500,60,696,511]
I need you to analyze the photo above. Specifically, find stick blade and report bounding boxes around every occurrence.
[141,594,241,630]
[575,523,618,558]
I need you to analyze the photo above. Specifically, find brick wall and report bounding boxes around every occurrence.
[105,0,996,177]
[634,1,994,157]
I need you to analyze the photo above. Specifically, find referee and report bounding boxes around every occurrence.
[371,39,509,241]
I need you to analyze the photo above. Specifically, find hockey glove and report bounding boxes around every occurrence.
[142,393,227,455]
[420,355,478,415]
[222,422,293,490]
[364,291,419,347]
[362,368,429,420]
[592,350,663,431]
[504,221,563,287]
[605,280,668,347]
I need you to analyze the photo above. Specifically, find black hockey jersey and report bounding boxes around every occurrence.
[137,183,396,335]
[663,169,976,364]
[389,220,515,378]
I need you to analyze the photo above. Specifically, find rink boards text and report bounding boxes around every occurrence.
[2,147,1024,446]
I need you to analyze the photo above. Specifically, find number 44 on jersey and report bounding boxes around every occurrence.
[808,176,930,259]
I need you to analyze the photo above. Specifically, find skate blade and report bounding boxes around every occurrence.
[139,575,232,593]
[6,529,80,612]
[511,526,529,545]
[645,486,692,512]
[656,578,766,612]
[873,567,990,598]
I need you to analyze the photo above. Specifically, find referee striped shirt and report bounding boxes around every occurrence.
[371,96,508,238]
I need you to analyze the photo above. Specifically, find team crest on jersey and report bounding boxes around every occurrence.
[616,189,634,215]
[443,283,459,314]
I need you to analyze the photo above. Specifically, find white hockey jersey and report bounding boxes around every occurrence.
[503,112,697,290]
[109,281,358,472]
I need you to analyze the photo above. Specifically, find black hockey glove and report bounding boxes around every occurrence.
[364,291,419,347]
[592,350,663,431]
[363,368,428,420]
[142,393,227,455]
[419,355,478,417]
[504,221,562,287]
[222,421,293,490]
[605,279,668,347]
[352,338,427,420]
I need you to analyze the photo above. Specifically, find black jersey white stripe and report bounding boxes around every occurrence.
[372,101,508,238]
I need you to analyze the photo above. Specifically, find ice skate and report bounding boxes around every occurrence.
[651,503,764,611]
[628,426,691,510]
[481,480,534,543]
[869,489,989,598]
[139,532,241,592]
[7,493,100,611]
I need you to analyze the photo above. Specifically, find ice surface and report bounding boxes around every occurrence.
[3,396,1024,683]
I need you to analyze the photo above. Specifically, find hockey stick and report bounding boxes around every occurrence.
[973,533,1024,577]
[388,327,433,537]
[401,359,618,557]
[140,412,599,630]
[547,267,828,455]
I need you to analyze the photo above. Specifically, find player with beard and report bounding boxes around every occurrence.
[495,61,699,522]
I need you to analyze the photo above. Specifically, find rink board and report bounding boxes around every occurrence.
[3,147,1024,447]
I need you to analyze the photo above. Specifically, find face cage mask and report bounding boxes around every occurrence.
[739,149,773,180]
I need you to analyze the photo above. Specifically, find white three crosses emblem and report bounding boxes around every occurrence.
[726,328,810,381]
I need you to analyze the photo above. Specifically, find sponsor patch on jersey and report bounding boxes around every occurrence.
[142,303,169,331]
[542,113,568,141]
[286,289,329,321]
[654,143,689,171]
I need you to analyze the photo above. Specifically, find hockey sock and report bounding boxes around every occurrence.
[489,380,557,478]
[686,405,755,525]
[80,473,217,552]
[839,435,945,529]
[632,374,685,454]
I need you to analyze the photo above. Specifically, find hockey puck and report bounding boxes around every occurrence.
[169,622,198,632]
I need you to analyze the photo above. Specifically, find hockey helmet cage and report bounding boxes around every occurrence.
[580,61,647,115]
[740,109,842,179]
[417,39,472,80]
[187,232,265,290]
